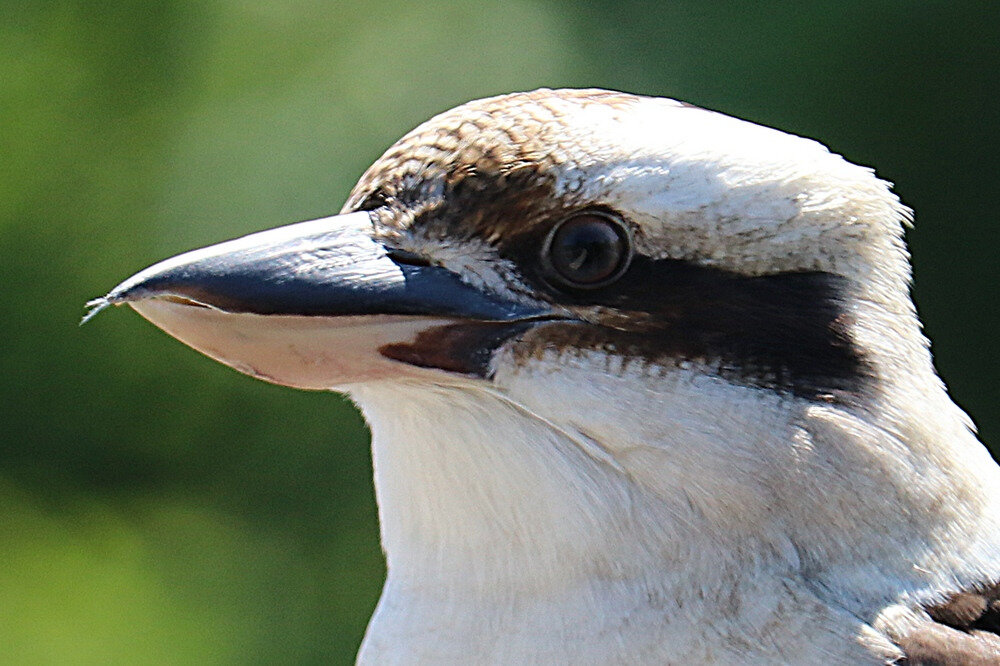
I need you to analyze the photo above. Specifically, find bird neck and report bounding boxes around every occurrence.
[352,382,639,590]
[351,381,797,663]
[348,365,1000,661]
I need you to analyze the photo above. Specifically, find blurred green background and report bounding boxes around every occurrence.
[2,1,998,663]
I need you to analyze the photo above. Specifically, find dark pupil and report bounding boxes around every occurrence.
[549,215,625,285]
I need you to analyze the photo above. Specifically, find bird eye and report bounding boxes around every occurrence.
[542,212,632,289]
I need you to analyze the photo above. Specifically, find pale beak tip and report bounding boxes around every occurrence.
[81,271,155,326]
[80,296,113,326]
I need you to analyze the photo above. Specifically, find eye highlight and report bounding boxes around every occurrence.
[541,212,633,289]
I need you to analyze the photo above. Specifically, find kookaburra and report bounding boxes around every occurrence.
[88,89,1000,664]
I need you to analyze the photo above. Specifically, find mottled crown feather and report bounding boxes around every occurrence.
[344,88,645,212]
[343,87,912,295]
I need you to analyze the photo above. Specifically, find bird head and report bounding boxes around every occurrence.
[90,88,989,591]
[92,88,913,395]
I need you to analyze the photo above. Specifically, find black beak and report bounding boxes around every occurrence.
[86,212,554,389]
[94,211,545,321]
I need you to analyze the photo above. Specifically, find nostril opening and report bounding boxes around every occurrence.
[386,249,432,268]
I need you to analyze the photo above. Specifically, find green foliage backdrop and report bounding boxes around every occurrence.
[2,1,998,663]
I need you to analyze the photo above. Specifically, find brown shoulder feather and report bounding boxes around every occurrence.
[896,583,1000,665]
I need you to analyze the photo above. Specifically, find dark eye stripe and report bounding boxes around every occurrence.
[502,223,870,399]
[576,259,866,399]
